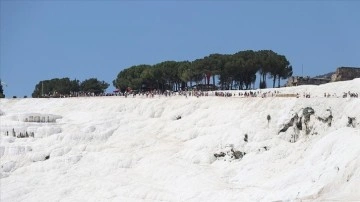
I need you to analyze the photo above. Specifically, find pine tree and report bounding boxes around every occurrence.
[0,80,5,98]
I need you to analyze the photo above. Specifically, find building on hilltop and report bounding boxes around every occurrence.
[286,66,360,87]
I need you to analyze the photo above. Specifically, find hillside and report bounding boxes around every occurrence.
[1,79,360,202]
[314,72,335,79]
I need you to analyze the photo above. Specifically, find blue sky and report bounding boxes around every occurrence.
[1,1,359,97]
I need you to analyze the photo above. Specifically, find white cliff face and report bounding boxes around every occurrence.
[1,79,360,202]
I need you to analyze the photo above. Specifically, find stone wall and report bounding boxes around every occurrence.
[286,76,330,87]
[331,67,360,82]
[287,67,360,87]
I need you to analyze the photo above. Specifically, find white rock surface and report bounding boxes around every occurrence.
[0,79,359,201]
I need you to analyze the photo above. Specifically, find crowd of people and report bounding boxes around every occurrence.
[342,91,359,98]
[119,89,358,99]
[41,91,114,98]
[125,90,211,98]
[38,89,359,99]
[319,91,359,98]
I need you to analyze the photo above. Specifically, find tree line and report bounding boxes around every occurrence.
[113,50,293,92]
[32,78,109,98]
[0,80,5,98]
[24,49,292,98]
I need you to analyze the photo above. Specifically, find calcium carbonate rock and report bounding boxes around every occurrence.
[214,145,246,161]
[1,161,16,172]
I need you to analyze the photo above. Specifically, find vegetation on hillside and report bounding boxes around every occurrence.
[32,78,109,98]
[0,80,5,98]
[29,49,292,97]
[113,50,293,92]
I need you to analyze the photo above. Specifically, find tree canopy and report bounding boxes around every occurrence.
[0,80,5,98]
[113,50,293,92]
[32,78,109,97]
[80,78,110,95]
[30,49,292,98]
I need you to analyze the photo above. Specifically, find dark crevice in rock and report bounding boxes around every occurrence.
[303,107,315,135]
[232,149,245,159]
[348,117,356,128]
[303,107,315,123]
[259,146,269,152]
[7,128,35,138]
[214,152,225,158]
[278,107,334,143]
[279,114,299,134]
[214,148,246,160]
[296,117,303,130]
[317,109,333,127]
